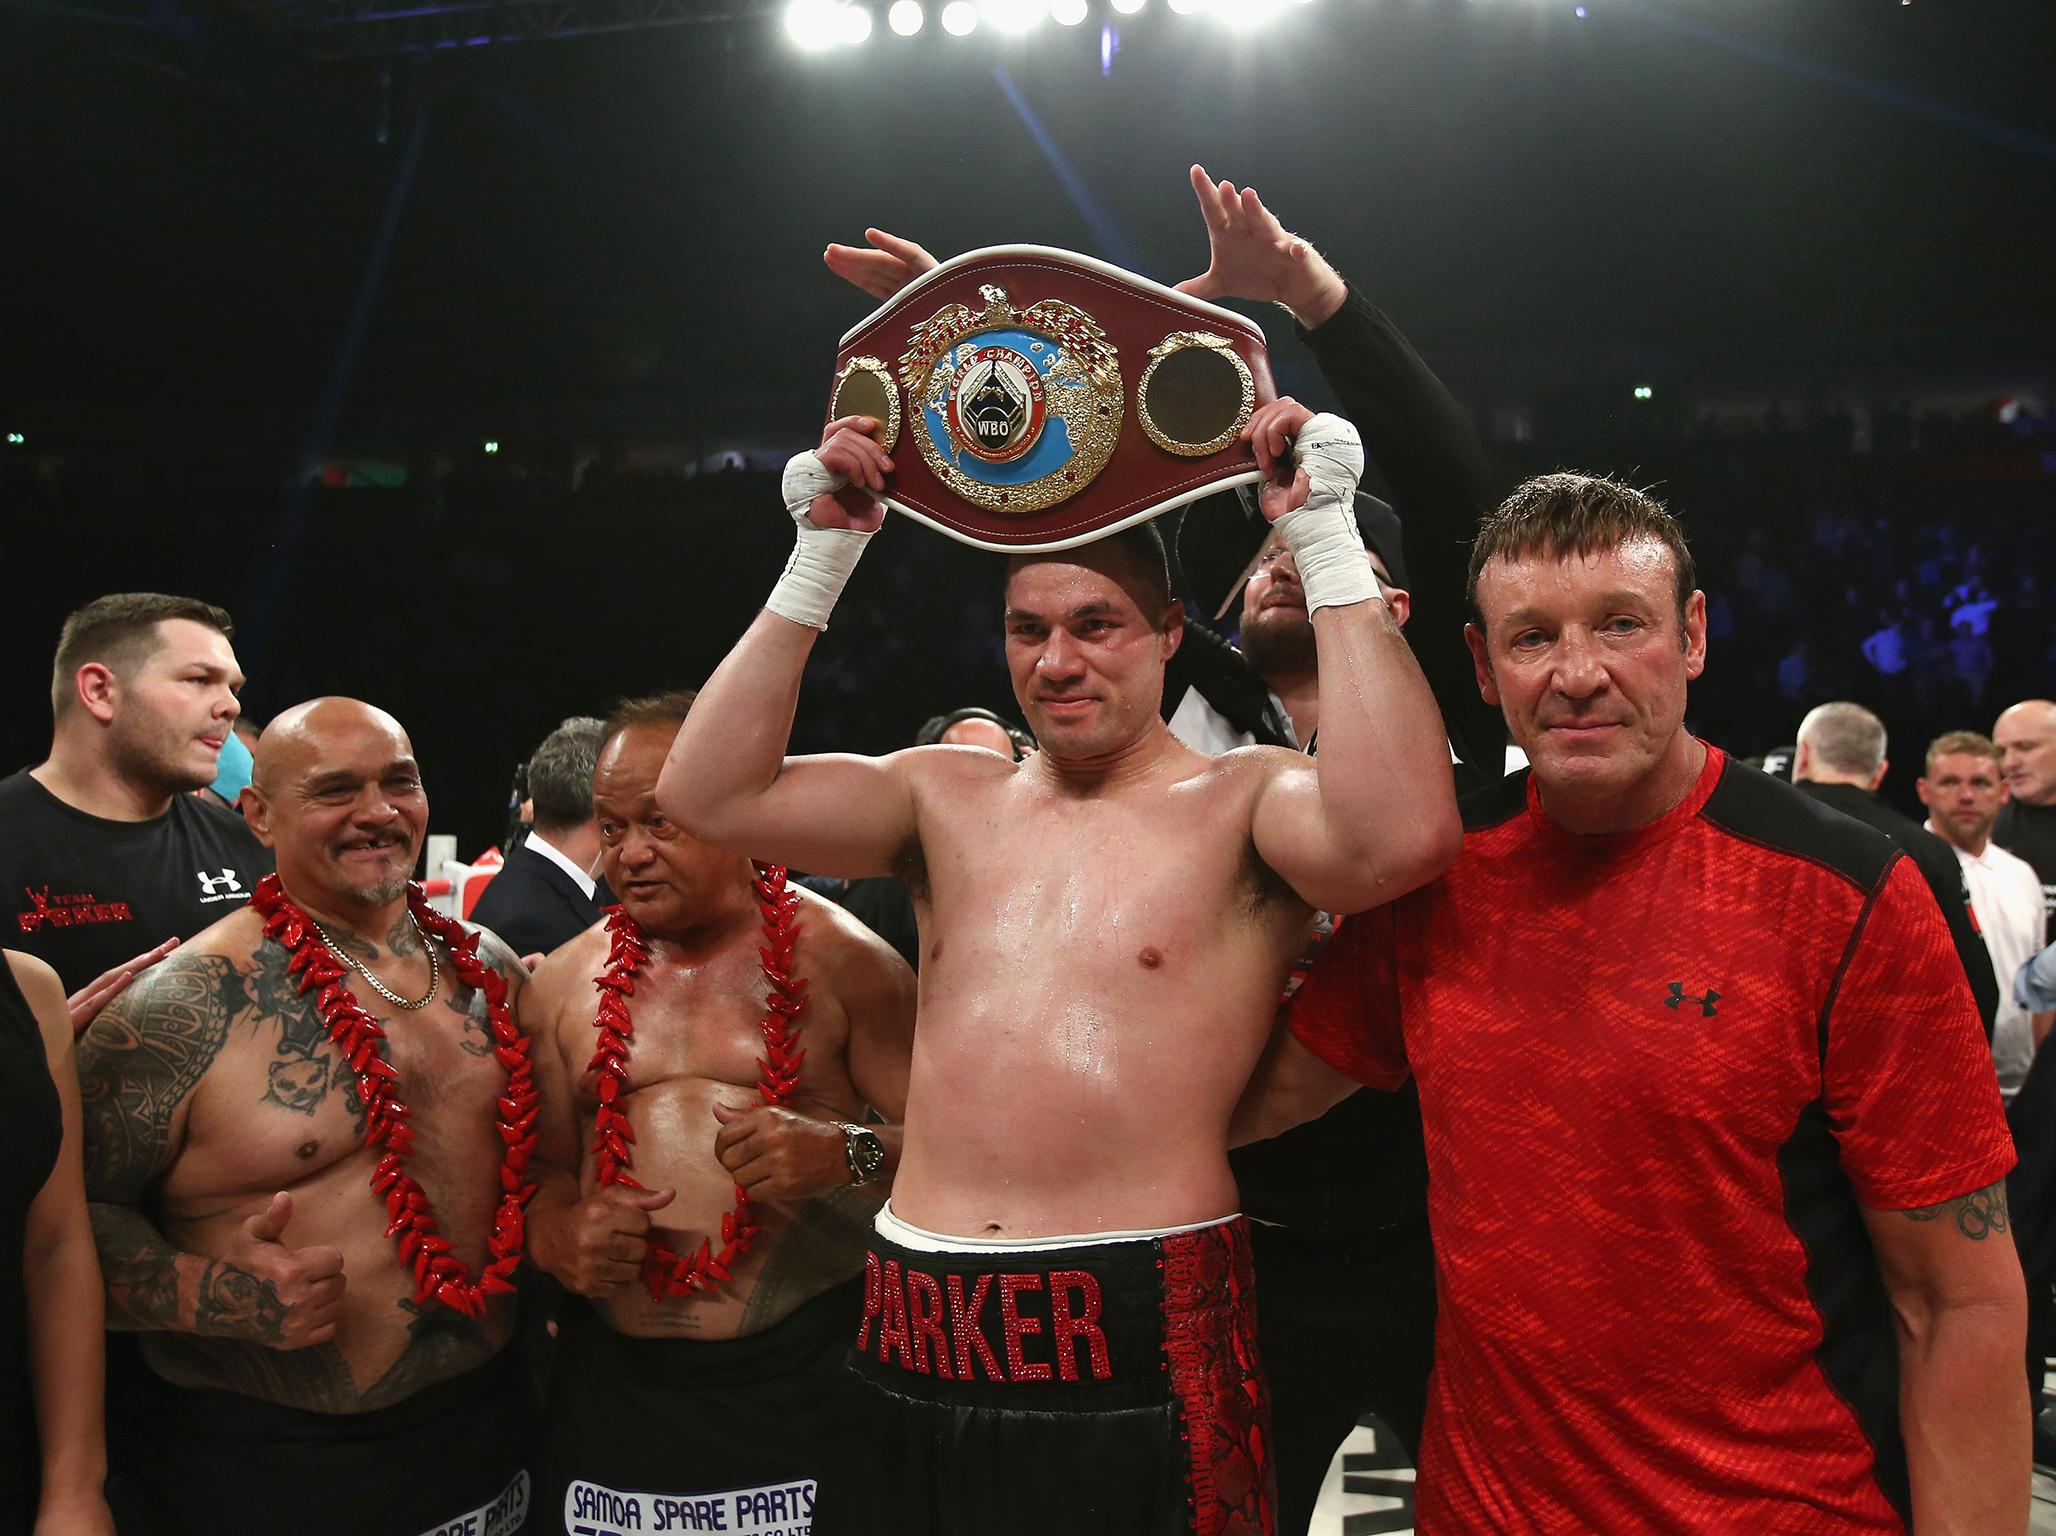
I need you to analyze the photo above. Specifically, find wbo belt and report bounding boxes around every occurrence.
[829,246,1276,552]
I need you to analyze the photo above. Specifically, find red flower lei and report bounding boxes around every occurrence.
[252,874,536,1319]
[587,864,807,1301]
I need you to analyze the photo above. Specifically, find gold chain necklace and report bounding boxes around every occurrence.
[308,909,441,1011]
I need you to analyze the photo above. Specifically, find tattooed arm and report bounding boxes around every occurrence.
[1864,1182,2028,1534]
[78,952,343,1348]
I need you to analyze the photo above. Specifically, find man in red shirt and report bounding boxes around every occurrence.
[1240,473,2026,1532]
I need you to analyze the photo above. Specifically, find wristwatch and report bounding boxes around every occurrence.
[836,1122,886,1187]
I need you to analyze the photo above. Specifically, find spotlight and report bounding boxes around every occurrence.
[1215,0,1282,26]
[1632,385,1653,401]
[1111,0,1144,14]
[1166,0,1207,15]
[4,433,22,446]
[942,0,976,30]
[890,0,924,30]
[784,0,842,48]
[1052,0,1087,22]
[484,439,500,453]
[1574,3,1585,13]
[839,3,873,39]
[983,0,1045,29]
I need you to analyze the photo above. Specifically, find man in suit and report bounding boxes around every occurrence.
[1791,701,1999,1038]
[470,715,612,958]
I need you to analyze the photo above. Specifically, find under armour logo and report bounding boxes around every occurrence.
[197,868,243,898]
[1665,981,1720,1018]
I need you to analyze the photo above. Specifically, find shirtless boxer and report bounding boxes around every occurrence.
[656,399,1461,1535]
[521,693,914,1534]
[78,698,538,1536]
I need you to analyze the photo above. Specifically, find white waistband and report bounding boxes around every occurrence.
[875,1200,1240,1255]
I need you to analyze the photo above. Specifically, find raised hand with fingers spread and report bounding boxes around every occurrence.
[1174,163,1348,328]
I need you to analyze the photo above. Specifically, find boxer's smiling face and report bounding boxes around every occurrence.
[594,722,747,935]
[1003,553,1179,761]
[245,701,427,911]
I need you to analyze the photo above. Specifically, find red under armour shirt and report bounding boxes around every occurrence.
[1289,745,2013,1533]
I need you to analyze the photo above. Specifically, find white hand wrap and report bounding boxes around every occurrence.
[1271,412,1380,614]
[765,450,876,630]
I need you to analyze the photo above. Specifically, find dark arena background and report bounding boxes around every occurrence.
[3,0,2051,858]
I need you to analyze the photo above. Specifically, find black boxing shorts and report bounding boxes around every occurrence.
[120,1344,535,1536]
[542,1279,864,1536]
[814,1206,1274,1536]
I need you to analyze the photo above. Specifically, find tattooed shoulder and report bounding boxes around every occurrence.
[1901,1180,2009,1241]
[463,923,530,984]
[80,953,242,1199]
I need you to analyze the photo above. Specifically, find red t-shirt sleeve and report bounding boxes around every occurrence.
[1285,904,1409,1090]
[1827,855,2016,1209]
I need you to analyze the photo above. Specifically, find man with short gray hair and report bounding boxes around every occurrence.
[470,716,613,958]
[1791,701,1997,1036]
[1995,699,2056,923]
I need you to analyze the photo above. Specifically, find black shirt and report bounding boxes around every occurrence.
[1996,799,2056,923]
[465,839,611,959]
[0,769,274,994]
[0,956,62,1531]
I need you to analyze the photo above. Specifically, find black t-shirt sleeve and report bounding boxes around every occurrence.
[1298,286,1505,795]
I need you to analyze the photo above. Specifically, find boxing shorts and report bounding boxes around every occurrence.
[542,1279,864,1536]
[120,1344,535,1536]
[816,1205,1274,1536]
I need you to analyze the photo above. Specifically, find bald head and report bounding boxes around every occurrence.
[1794,702,1887,790]
[253,697,412,793]
[246,698,428,914]
[1995,698,2056,807]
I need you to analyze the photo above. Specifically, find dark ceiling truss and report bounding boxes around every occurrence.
[230,0,767,57]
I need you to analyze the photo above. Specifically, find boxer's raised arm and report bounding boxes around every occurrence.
[1243,402,1462,913]
[659,417,922,880]
[660,615,922,879]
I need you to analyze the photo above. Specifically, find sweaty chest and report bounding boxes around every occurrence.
[581,950,837,1100]
[1399,838,1853,1165]
[922,793,1265,974]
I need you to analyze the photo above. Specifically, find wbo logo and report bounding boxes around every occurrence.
[898,282,1123,518]
[196,868,245,901]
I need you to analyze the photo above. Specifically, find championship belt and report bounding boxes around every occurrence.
[828,245,1275,552]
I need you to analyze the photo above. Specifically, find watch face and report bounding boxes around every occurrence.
[849,1126,886,1181]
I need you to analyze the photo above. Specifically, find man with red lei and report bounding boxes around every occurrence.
[521,693,915,1533]
[654,400,1461,1536]
[77,699,541,1536]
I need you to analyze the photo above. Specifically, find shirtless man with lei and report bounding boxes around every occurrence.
[78,698,540,1536]
[521,693,915,1535]
[657,399,1462,1536]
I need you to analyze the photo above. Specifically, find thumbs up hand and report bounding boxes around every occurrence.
[215,1191,348,1350]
